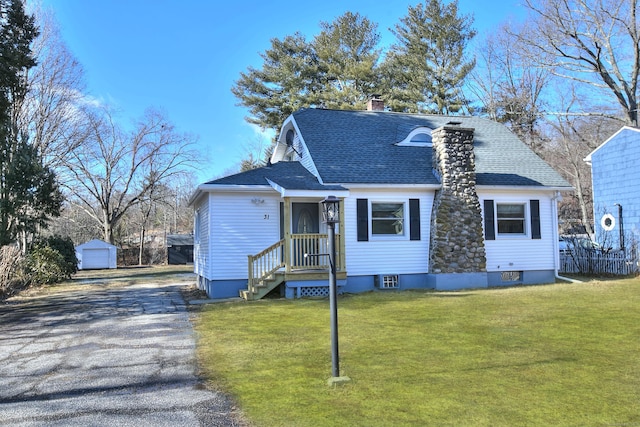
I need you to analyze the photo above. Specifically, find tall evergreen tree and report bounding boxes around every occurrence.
[231,33,321,133]
[232,12,384,135]
[0,0,61,246]
[313,12,382,110]
[383,0,476,114]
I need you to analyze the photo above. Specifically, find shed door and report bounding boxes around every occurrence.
[82,248,110,269]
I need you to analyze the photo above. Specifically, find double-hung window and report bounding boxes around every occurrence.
[371,202,405,236]
[357,198,420,241]
[483,199,541,240]
[496,203,526,235]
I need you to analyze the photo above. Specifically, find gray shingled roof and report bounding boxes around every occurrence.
[206,160,346,191]
[292,108,572,187]
[206,109,571,189]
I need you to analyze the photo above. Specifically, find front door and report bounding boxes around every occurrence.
[292,203,319,234]
[292,203,320,267]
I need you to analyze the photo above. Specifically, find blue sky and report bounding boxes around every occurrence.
[38,0,526,183]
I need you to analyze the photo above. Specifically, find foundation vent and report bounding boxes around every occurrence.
[375,274,399,289]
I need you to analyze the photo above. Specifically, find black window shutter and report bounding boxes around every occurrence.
[357,199,369,241]
[530,199,541,239]
[483,199,495,240]
[409,199,420,241]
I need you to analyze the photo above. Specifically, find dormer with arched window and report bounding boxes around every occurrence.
[395,127,433,147]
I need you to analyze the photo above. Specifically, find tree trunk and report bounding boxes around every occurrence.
[628,101,638,127]
[138,226,145,266]
[574,174,594,238]
[103,210,113,244]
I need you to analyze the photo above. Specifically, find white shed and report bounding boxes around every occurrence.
[75,239,117,270]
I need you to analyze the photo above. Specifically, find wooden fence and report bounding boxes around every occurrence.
[560,250,639,275]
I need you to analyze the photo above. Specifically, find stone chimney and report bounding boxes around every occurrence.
[429,124,487,275]
[367,96,384,111]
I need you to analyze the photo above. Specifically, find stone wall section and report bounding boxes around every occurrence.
[429,125,487,273]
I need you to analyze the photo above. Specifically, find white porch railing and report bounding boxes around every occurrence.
[247,233,344,291]
[290,233,342,271]
[247,239,285,290]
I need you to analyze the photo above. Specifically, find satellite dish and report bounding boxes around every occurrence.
[601,213,615,231]
[286,129,295,146]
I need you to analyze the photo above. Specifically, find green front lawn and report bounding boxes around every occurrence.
[195,279,640,426]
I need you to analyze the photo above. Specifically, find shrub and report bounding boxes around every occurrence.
[0,245,27,299]
[25,236,78,285]
[37,235,78,278]
[25,246,68,284]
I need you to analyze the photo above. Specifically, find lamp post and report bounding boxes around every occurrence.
[321,195,345,383]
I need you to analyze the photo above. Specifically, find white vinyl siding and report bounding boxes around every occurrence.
[480,191,556,272]
[193,194,211,278]
[344,189,434,276]
[209,192,281,280]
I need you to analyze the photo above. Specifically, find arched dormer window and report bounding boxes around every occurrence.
[395,127,433,147]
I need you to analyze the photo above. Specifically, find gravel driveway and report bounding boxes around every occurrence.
[0,274,244,426]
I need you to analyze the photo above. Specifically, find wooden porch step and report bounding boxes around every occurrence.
[240,270,348,301]
[240,272,286,301]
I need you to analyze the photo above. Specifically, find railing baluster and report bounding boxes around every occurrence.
[250,234,342,276]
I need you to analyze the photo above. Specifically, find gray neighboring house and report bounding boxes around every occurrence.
[190,101,572,300]
[584,126,640,250]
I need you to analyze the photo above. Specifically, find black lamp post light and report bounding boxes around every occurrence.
[321,195,351,386]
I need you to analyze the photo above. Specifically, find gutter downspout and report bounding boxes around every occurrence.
[552,191,582,283]
[615,203,625,252]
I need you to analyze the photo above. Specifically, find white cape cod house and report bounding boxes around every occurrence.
[190,102,572,300]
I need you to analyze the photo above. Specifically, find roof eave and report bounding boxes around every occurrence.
[328,183,442,190]
[476,185,575,192]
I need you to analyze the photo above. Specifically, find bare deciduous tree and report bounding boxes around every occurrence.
[135,178,172,265]
[520,0,640,125]
[19,5,88,170]
[470,26,551,152]
[62,107,199,244]
[542,84,620,235]
[45,201,102,245]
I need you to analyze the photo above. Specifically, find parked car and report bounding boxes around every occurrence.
[559,236,601,253]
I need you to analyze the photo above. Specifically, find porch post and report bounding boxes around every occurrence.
[339,198,346,272]
[283,197,292,272]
